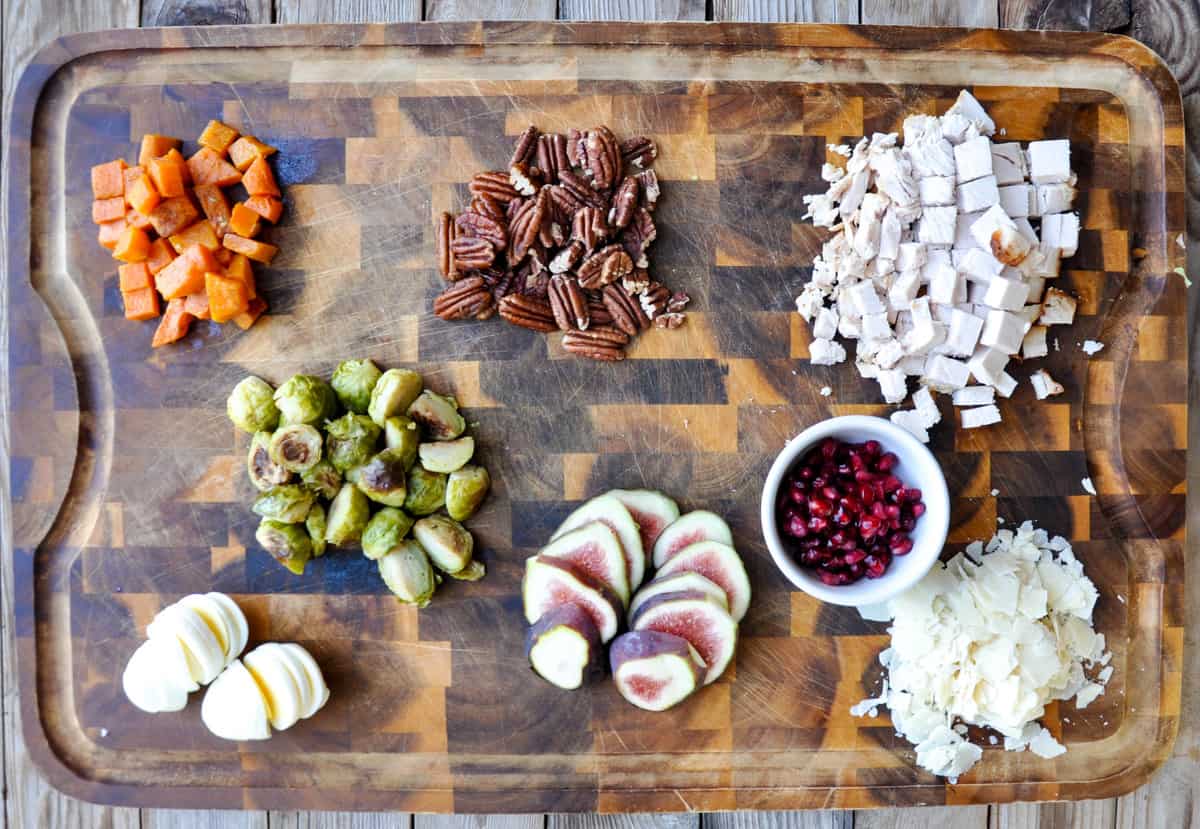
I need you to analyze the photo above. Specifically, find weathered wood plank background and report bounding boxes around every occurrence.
[1,0,1196,827]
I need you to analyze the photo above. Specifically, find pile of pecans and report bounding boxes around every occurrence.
[433,125,688,361]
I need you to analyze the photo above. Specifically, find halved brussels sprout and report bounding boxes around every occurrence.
[418,436,475,473]
[369,369,423,426]
[252,484,315,524]
[354,448,410,507]
[404,465,448,516]
[301,459,342,500]
[247,431,292,492]
[445,465,490,521]
[447,559,485,581]
[269,424,323,473]
[228,376,280,434]
[331,358,382,415]
[377,540,437,607]
[306,502,328,557]
[256,519,312,575]
[362,507,415,561]
[325,413,382,472]
[274,374,338,427]
[325,482,370,546]
[412,515,474,575]
[384,415,420,470]
[406,390,466,441]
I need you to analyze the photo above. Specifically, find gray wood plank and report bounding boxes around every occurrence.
[557,0,706,21]
[705,810,851,829]
[426,0,557,19]
[1114,755,1200,828]
[853,807,990,829]
[416,817,543,829]
[860,0,999,26]
[711,0,857,22]
[276,0,421,23]
[549,817,698,829]
[275,814,414,828]
[143,812,267,829]
[142,0,273,26]
[990,800,1116,829]
[998,0,1130,30]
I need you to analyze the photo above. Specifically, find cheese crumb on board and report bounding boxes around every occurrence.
[1081,339,1104,356]
[1081,477,1097,495]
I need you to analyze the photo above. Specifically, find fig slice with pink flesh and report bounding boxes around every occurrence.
[539,521,631,606]
[651,510,733,569]
[526,603,605,690]
[628,571,728,626]
[522,555,623,643]
[610,630,706,711]
[606,489,680,556]
[551,494,646,591]
[631,593,737,685]
[654,540,751,622]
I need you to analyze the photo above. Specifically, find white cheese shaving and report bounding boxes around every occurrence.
[1081,477,1097,495]
[1081,339,1104,356]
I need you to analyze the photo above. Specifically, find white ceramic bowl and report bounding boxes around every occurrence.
[760,415,950,607]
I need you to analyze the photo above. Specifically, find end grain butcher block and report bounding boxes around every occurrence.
[3,22,1186,812]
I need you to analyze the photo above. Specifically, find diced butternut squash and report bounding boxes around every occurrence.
[91,159,127,199]
[151,298,194,347]
[224,253,257,299]
[223,233,277,264]
[155,244,218,299]
[122,165,144,205]
[198,120,240,155]
[232,297,267,330]
[193,183,231,236]
[187,148,242,187]
[113,225,151,263]
[242,156,280,198]
[92,196,126,224]
[97,218,126,250]
[122,287,161,321]
[169,221,221,253]
[118,262,154,292]
[244,195,283,223]
[183,291,212,320]
[228,136,277,172]
[139,134,181,167]
[126,208,153,231]
[148,152,188,198]
[145,238,176,274]
[205,272,250,323]
[228,202,261,238]
[127,172,161,215]
[148,196,200,238]
[214,247,234,267]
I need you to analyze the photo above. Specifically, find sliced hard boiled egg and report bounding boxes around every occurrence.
[243,643,304,731]
[122,637,196,713]
[147,604,226,685]
[201,659,272,741]
[178,594,231,662]
[205,592,249,661]
[279,643,330,720]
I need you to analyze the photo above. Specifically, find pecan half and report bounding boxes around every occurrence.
[571,206,609,251]
[567,128,583,167]
[450,236,495,271]
[621,269,651,295]
[602,283,650,336]
[654,312,686,329]
[436,211,458,281]
[550,240,585,274]
[619,207,656,268]
[481,268,518,302]
[469,194,507,225]
[469,171,519,204]
[558,170,608,209]
[636,169,660,212]
[508,194,545,264]
[609,176,639,230]
[499,294,556,332]
[640,283,670,319]
[509,162,542,197]
[579,126,620,192]
[546,184,586,217]
[536,133,570,183]
[577,244,632,290]
[588,298,614,327]
[456,211,508,252]
[549,275,589,331]
[621,136,658,169]
[509,124,539,168]
[562,327,629,361]
[434,276,492,320]
[667,291,690,313]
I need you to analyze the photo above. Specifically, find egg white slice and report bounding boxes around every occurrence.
[243,643,304,731]
[206,592,249,660]
[201,659,272,741]
[280,643,330,720]
[122,637,196,713]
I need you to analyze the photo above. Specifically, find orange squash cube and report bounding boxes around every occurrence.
[145,238,177,275]
[97,218,127,250]
[92,196,126,224]
[244,195,283,224]
[148,196,200,238]
[125,208,153,231]
[241,156,280,198]
[91,159,127,199]
[139,134,181,167]
[232,297,267,330]
[228,136,277,172]
[118,262,154,292]
[228,202,261,238]
[198,120,240,155]
[187,148,242,187]
[224,253,257,299]
[122,287,161,321]
[151,298,194,347]
[122,165,144,205]
[169,221,221,253]
[148,153,187,198]
[205,272,250,323]
[183,291,212,320]
[113,225,151,263]
[223,233,277,264]
[127,173,161,215]
[155,244,218,300]
[193,183,232,236]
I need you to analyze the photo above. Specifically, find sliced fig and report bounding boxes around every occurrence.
[628,571,729,625]
[655,540,751,622]
[629,589,726,628]
[551,494,646,591]
[539,521,631,606]
[652,510,734,568]
[610,630,705,712]
[522,556,623,643]
[606,489,680,554]
[526,603,604,690]
[631,594,737,685]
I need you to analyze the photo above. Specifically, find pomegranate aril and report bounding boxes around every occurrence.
[807,515,829,533]
[891,535,914,556]
[808,497,833,517]
[912,502,926,518]
[877,452,898,472]
[863,440,881,456]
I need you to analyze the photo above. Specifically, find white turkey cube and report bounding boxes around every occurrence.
[968,281,991,304]
[1026,245,1062,279]
[1013,216,1039,245]
[812,306,839,340]
[875,338,906,369]
[959,247,1005,283]
[999,183,1031,218]
[967,346,1010,386]
[1015,304,1042,325]
[980,309,1028,354]
[1040,288,1077,325]
[903,320,947,355]
[910,295,934,328]
[877,369,908,404]
[839,169,871,218]
[890,409,930,443]
[906,138,957,179]
[940,308,984,357]
[957,175,1001,213]
[795,285,826,321]
[1041,213,1080,257]
[1025,275,1046,302]
[852,193,888,260]
[1036,183,1077,215]
[919,176,956,207]
[952,386,995,407]
[899,354,927,375]
[896,242,927,272]
[878,210,902,262]
[838,313,863,339]
[954,135,994,182]
[982,276,1030,311]
[922,248,953,282]
[928,263,966,305]
[1028,139,1072,184]
[856,360,879,379]
[913,386,942,427]
[991,225,1034,266]
[961,404,1002,429]
[844,280,884,316]
[994,371,1018,398]
[946,89,996,136]
[969,204,1017,249]
[918,206,958,246]
[991,142,1027,185]
[810,337,847,365]
[1030,368,1065,399]
[955,211,982,249]
[874,257,896,279]
[922,354,971,391]
[888,269,922,309]
[861,311,892,342]
[1022,324,1049,358]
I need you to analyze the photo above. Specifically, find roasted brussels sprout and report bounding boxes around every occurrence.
[324,413,381,472]
[418,436,475,473]
[404,465,448,516]
[252,484,315,524]
[406,390,466,441]
[331,358,382,415]
[362,507,415,561]
[368,368,423,426]
[412,515,474,575]
[445,465,490,521]
[354,448,410,507]
[227,376,280,434]
[274,374,338,427]
[256,519,312,575]
[447,559,486,582]
[377,540,437,607]
[301,459,342,499]
[325,483,370,546]
[247,431,292,492]
[306,502,328,557]
[268,424,323,473]
[384,415,420,470]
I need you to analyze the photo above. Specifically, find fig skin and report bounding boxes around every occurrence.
[525,603,605,690]
[610,630,706,712]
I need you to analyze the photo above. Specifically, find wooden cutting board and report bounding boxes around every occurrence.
[3,21,1187,812]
